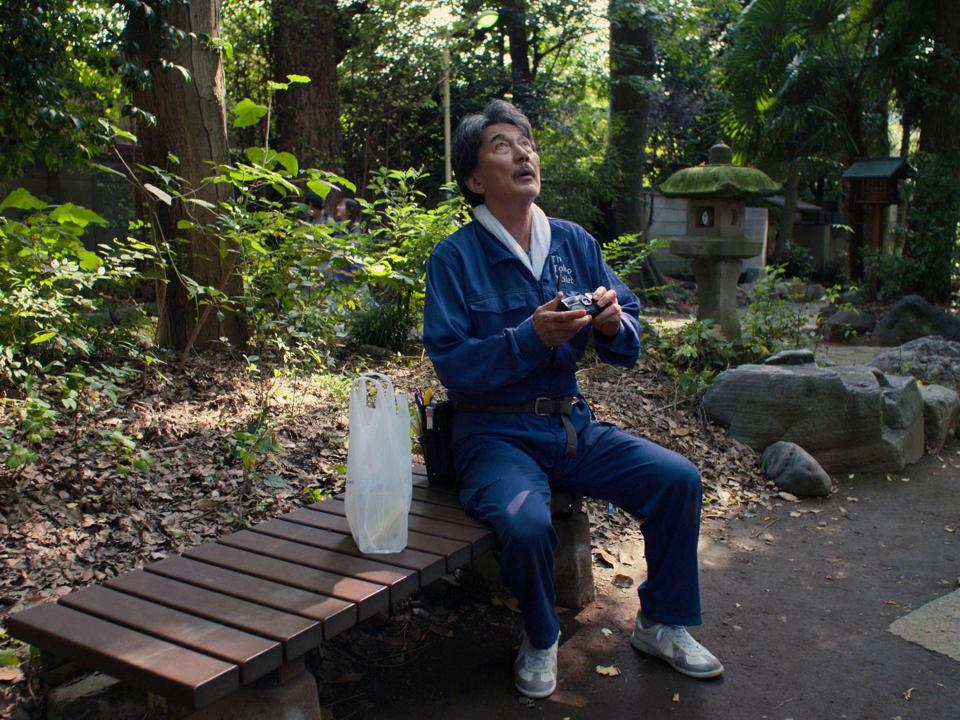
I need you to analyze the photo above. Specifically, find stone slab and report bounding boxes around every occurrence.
[889,589,960,663]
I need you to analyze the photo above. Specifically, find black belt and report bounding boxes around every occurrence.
[456,397,580,457]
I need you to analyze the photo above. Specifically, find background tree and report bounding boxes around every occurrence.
[125,0,244,350]
[271,0,347,169]
[607,0,656,238]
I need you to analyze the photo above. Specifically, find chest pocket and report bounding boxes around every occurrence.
[468,290,539,338]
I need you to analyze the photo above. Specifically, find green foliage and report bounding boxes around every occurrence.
[903,152,960,302]
[862,248,913,300]
[777,240,814,279]
[644,319,735,398]
[740,265,806,356]
[604,233,669,297]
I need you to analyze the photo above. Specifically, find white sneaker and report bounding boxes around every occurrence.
[514,632,559,698]
[631,613,724,678]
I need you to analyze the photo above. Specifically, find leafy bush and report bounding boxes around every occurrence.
[777,240,814,279]
[862,248,913,300]
[904,152,960,302]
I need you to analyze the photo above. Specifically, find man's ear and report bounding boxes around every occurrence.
[465,174,484,196]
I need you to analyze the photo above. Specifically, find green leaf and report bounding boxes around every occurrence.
[176,219,195,230]
[0,187,47,212]
[97,118,137,142]
[0,649,19,667]
[276,152,298,176]
[306,180,333,199]
[89,162,126,178]
[286,74,311,84]
[76,248,103,271]
[172,64,192,82]
[30,331,57,344]
[475,11,499,28]
[185,198,217,210]
[233,98,268,129]
[143,183,173,206]
[266,81,289,92]
[264,473,289,489]
[49,203,108,227]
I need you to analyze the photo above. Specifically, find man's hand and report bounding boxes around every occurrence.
[590,286,622,338]
[533,293,592,347]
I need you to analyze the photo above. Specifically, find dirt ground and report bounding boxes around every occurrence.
[321,441,960,720]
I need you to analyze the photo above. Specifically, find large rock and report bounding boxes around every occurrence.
[871,295,960,346]
[820,309,876,342]
[870,336,960,393]
[703,362,924,473]
[761,442,832,497]
[919,384,959,451]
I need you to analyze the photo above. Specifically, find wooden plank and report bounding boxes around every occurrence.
[410,486,462,508]
[146,557,355,639]
[107,571,322,661]
[6,603,237,710]
[309,499,493,550]
[183,543,388,620]
[252,519,446,586]
[218,531,419,604]
[281,508,473,571]
[59,586,280,684]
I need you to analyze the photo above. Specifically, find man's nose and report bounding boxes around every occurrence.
[514,143,530,161]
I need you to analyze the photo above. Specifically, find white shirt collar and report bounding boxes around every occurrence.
[473,203,551,280]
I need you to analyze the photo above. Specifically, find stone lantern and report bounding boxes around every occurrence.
[660,143,779,339]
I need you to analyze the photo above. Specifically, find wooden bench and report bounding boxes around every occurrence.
[6,466,592,717]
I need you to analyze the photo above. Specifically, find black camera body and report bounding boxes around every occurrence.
[560,292,603,317]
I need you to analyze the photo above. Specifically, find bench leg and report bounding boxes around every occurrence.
[172,660,324,720]
[552,497,596,610]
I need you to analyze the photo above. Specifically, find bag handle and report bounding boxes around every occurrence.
[353,372,399,413]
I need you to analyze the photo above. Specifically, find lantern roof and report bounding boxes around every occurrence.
[660,143,780,200]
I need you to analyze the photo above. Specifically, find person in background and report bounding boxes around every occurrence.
[305,191,330,225]
[422,99,723,700]
[334,197,362,234]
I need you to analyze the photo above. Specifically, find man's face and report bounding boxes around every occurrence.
[466,123,540,206]
[334,201,347,221]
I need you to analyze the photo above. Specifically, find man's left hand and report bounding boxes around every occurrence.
[591,286,622,338]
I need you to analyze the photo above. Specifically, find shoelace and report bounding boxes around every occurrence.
[523,645,554,673]
[659,625,705,656]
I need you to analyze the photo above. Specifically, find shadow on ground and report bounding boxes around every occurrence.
[321,440,960,720]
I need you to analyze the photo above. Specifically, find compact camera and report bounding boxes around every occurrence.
[560,292,603,317]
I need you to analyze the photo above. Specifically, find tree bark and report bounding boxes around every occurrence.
[607,0,655,239]
[271,0,342,170]
[500,0,534,115]
[125,0,244,351]
[774,163,801,263]
[919,0,960,157]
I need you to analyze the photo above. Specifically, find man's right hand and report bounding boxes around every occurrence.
[533,293,593,348]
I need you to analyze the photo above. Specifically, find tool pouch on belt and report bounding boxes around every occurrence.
[418,400,457,486]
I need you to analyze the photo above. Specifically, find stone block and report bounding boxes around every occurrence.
[46,672,147,720]
[920,384,960,451]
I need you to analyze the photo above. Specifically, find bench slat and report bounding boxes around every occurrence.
[218,531,419,604]
[59,586,280,684]
[106,571,322,661]
[145,557,356,639]
[281,508,473,571]
[310,499,493,550]
[6,603,238,710]
[252,519,446,586]
[410,486,463,508]
[184,543,387,620]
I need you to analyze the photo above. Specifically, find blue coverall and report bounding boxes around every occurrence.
[423,218,703,649]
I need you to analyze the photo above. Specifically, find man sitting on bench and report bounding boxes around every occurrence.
[422,99,723,699]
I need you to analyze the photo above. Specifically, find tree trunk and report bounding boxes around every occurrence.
[271,0,342,170]
[126,0,245,352]
[919,0,960,157]
[607,0,655,239]
[500,0,534,115]
[774,163,801,262]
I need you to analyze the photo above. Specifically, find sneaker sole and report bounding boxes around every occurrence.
[630,635,724,679]
[514,680,557,699]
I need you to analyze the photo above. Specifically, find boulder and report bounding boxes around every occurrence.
[871,295,960,346]
[703,363,924,473]
[820,309,876,342]
[919,384,959,451]
[870,336,960,393]
[764,349,816,366]
[761,441,832,497]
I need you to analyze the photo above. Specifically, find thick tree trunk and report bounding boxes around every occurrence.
[500,0,534,115]
[126,0,244,352]
[271,0,342,170]
[919,0,960,156]
[607,0,655,239]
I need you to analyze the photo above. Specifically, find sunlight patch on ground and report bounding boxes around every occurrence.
[889,588,960,663]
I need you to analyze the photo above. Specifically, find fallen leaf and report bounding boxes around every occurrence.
[903,687,914,701]
[595,549,617,567]
[612,573,634,589]
[596,664,621,677]
[946,526,956,534]
[504,598,521,614]
[601,628,613,638]
[0,666,22,683]
[672,692,680,703]
[778,491,799,502]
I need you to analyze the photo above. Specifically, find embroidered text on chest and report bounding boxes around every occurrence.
[550,254,575,287]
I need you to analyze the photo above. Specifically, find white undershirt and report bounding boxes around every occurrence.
[473,203,551,280]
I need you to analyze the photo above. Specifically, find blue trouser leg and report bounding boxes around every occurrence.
[458,443,561,650]
[458,419,703,649]
[558,422,703,627]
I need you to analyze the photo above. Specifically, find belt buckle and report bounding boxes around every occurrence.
[534,397,552,415]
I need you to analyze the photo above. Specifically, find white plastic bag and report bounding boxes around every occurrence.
[344,372,413,553]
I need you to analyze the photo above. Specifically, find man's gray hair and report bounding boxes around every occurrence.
[453,99,535,207]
